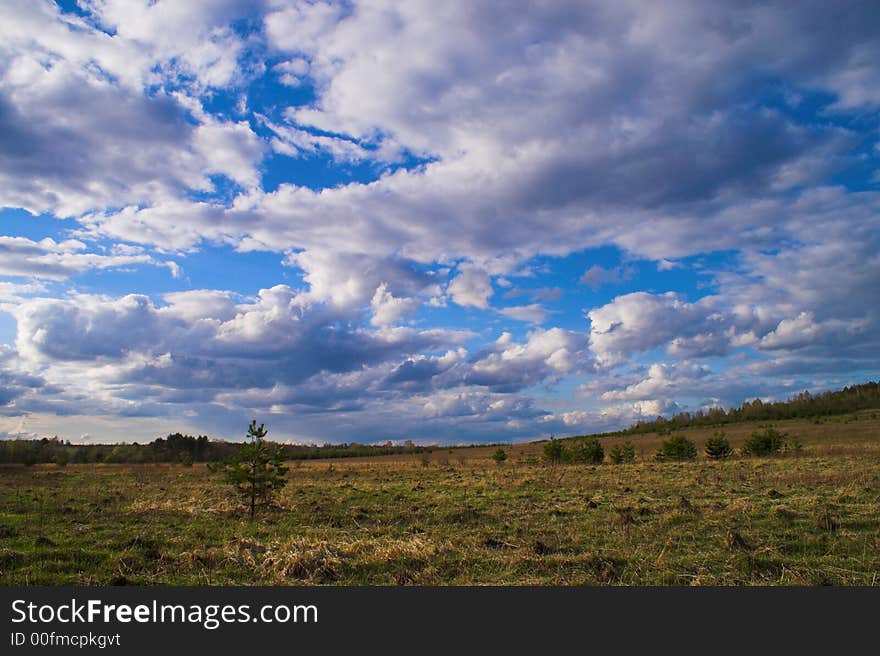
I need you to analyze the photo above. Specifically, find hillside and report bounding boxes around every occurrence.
[607,381,880,437]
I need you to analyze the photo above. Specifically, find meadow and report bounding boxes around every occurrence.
[1,413,879,585]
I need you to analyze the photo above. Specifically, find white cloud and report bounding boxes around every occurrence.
[0,236,177,280]
[600,362,711,402]
[10,286,472,394]
[285,250,433,309]
[551,398,684,434]
[0,1,269,217]
[587,292,725,367]
[447,266,493,309]
[273,58,310,86]
[0,281,46,303]
[464,328,590,392]
[193,118,265,190]
[264,2,343,55]
[264,119,371,163]
[75,0,255,90]
[497,304,548,325]
[370,283,419,327]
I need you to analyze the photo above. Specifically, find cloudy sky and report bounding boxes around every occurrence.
[0,1,878,444]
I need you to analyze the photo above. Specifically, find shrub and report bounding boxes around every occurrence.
[741,427,787,456]
[654,434,697,462]
[567,438,604,464]
[542,438,565,464]
[704,431,732,460]
[491,448,508,465]
[609,442,636,464]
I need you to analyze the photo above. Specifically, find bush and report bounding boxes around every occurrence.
[609,442,636,464]
[567,438,604,464]
[704,431,732,460]
[491,448,508,465]
[654,434,697,462]
[742,427,787,456]
[542,438,565,464]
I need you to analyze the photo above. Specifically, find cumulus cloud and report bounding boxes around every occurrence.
[447,266,493,309]
[587,292,726,367]
[600,362,711,402]
[497,304,548,325]
[39,0,863,267]
[273,58,310,87]
[1,282,596,442]
[263,119,372,163]
[462,329,591,392]
[0,1,877,442]
[0,0,266,217]
[193,118,266,190]
[0,281,46,302]
[285,250,435,308]
[0,236,178,280]
[555,398,684,432]
[0,345,47,410]
[370,283,419,327]
[10,286,471,392]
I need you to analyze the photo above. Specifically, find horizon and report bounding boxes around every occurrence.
[1,1,878,445]
[4,378,877,446]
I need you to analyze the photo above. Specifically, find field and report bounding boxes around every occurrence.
[2,414,879,585]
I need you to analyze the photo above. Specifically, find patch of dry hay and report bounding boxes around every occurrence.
[222,535,448,584]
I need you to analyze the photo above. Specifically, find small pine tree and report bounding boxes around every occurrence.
[568,438,604,464]
[543,438,565,464]
[704,431,732,460]
[209,420,289,520]
[492,448,508,465]
[654,434,698,462]
[742,426,787,456]
[609,441,636,464]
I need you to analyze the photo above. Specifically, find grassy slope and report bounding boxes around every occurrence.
[1,413,879,585]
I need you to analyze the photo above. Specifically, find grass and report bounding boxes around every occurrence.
[1,414,879,585]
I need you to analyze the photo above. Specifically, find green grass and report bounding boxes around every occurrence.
[1,416,879,585]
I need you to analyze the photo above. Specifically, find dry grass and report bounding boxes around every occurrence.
[1,414,879,585]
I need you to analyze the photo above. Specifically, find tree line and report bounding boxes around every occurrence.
[0,433,437,466]
[609,381,880,436]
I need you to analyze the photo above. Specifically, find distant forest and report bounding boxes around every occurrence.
[2,381,878,465]
[608,381,880,436]
[0,432,436,466]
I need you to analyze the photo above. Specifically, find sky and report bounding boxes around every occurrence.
[0,1,878,445]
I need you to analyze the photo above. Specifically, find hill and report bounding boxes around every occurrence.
[605,381,880,437]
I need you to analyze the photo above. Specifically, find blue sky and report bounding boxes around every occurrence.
[0,1,878,444]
